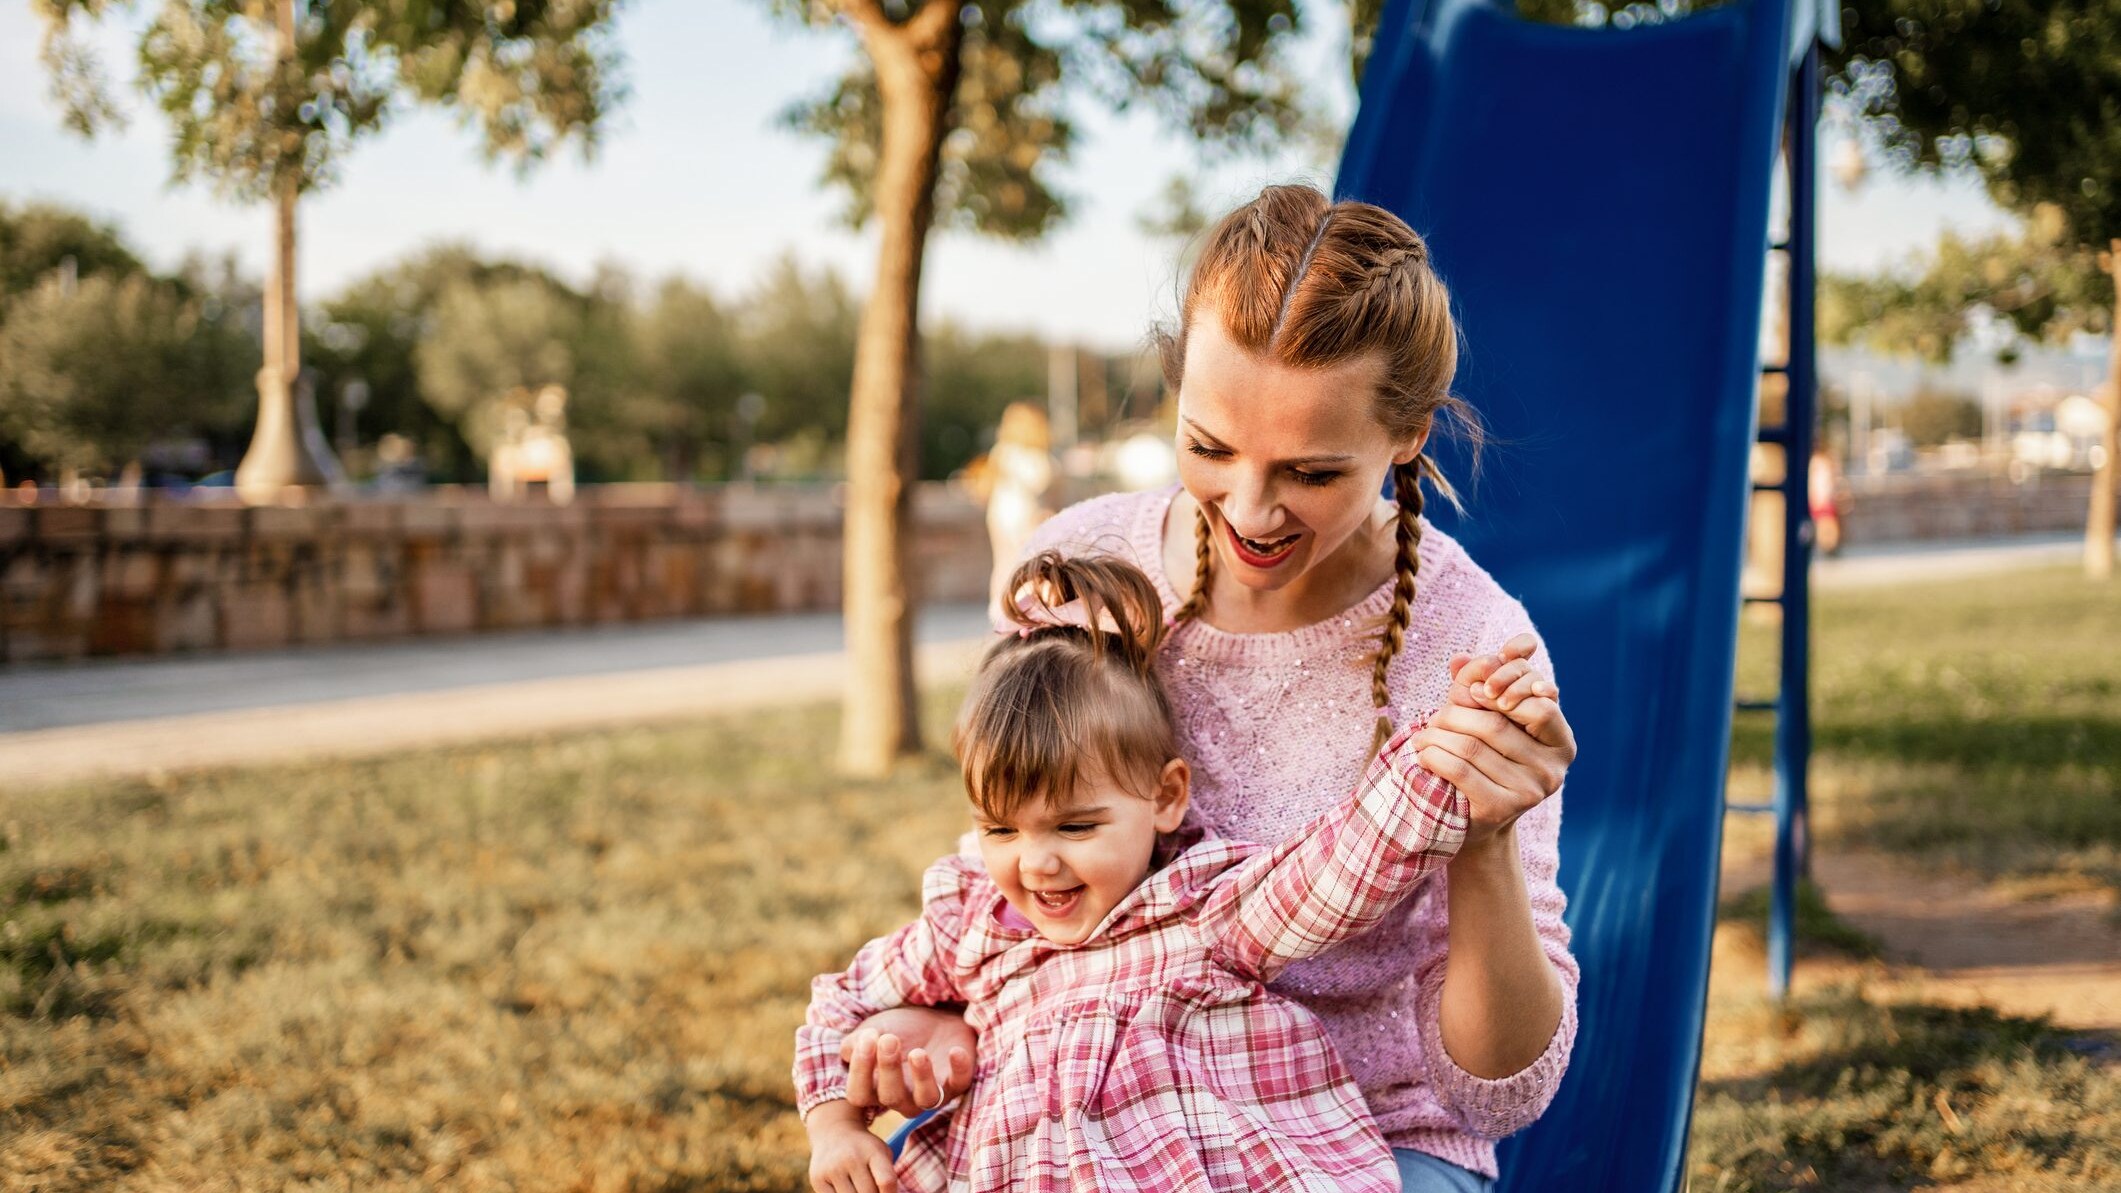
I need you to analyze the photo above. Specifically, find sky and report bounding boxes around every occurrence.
[0,1,2021,353]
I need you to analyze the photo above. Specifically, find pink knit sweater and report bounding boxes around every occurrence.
[1011,486,1579,1180]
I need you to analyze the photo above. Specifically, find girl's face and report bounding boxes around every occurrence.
[1175,310,1424,596]
[974,760,1189,945]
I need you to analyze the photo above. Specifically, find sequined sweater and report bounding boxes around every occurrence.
[1010,486,1580,1180]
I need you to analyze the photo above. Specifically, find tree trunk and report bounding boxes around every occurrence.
[836,0,963,777]
[234,0,331,505]
[2088,239,2120,580]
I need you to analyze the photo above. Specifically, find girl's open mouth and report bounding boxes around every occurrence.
[1225,520,1301,568]
[1029,886,1084,916]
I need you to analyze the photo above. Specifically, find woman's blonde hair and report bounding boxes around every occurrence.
[956,551,1176,822]
[1155,182,1483,753]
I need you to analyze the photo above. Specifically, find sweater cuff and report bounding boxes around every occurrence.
[1412,962,1577,1139]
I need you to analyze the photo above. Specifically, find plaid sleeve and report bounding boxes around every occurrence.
[1201,717,1469,984]
[792,855,977,1120]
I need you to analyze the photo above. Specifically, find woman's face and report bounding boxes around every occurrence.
[1175,309,1423,597]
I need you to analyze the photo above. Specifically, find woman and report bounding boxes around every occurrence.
[841,183,1580,1191]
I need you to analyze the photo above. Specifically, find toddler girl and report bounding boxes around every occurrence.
[793,550,1470,1193]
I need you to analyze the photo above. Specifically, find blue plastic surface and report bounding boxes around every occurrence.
[1337,1,1793,1188]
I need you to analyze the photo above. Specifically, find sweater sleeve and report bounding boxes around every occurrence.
[1198,719,1468,985]
[792,855,981,1120]
[1407,619,1581,1139]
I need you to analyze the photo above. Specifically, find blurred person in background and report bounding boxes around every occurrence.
[1809,442,1843,556]
[981,401,1055,617]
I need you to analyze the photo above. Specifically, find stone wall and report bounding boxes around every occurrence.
[0,485,992,664]
[1838,471,2109,544]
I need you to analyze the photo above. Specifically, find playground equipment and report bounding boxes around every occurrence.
[1337,0,1828,1187]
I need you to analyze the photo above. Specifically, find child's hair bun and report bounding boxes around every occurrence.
[1000,551,1167,674]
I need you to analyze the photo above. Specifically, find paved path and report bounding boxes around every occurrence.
[3,529,2100,789]
[1812,531,2101,590]
[1,603,995,788]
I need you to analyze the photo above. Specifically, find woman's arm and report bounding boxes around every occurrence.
[1407,636,1580,1115]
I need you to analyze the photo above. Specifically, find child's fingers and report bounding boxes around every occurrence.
[868,1149,900,1193]
[1498,632,1542,662]
[1492,669,1556,713]
[945,1045,973,1096]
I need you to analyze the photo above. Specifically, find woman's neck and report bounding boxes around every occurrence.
[1164,490,1400,634]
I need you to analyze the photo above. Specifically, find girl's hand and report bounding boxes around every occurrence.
[805,1102,899,1193]
[841,1009,976,1116]
[1416,634,1576,848]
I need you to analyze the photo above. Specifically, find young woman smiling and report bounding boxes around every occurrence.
[837,183,1580,1191]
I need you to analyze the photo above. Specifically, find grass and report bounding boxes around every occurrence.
[1,564,2115,1190]
[1,693,971,1191]
[1728,565,2121,895]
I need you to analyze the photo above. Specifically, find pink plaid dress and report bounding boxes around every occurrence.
[793,725,1468,1193]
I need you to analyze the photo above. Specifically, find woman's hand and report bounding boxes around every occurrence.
[840,1008,976,1117]
[1412,633,1577,849]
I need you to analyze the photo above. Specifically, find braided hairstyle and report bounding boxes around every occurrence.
[1154,183,1482,754]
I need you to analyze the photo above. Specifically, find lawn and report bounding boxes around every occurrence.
[1,567,2115,1190]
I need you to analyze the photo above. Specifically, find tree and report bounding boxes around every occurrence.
[770,0,1314,775]
[415,274,589,461]
[1829,0,2121,577]
[633,276,748,481]
[36,0,625,503]
[0,202,145,306]
[737,255,860,449]
[0,271,254,476]
[1821,221,2107,362]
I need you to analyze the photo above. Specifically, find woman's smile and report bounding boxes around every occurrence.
[1225,518,1303,569]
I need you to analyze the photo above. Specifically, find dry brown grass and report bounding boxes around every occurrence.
[2,695,969,1192]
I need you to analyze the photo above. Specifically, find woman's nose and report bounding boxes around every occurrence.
[1223,472,1284,537]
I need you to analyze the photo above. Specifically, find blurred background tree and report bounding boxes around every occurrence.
[1827,0,2121,577]
[35,0,627,502]
[0,270,253,479]
[769,0,1318,774]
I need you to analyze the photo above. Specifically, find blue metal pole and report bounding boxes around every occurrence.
[1768,41,1820,1002]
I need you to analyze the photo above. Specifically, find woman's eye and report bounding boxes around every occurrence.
[1290,468,1341,487]
[1185,440,1230,461]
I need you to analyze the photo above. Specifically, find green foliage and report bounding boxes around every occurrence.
[1832,0,2121,252]
[1820,220,2109,363]
[923,322,1044,477]
[413,273,596,455]
[772,0,1310,241]
[35,0,628,201]
[0,271,255,475]
[0,201,143,306]
[735,255,861,447]
[632,276,747,480]
[1898,386,1981,446]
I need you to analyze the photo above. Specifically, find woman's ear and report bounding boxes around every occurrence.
[1152,758,1191,832]
[1392,425,1433,467]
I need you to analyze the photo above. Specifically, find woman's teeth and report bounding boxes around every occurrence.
[1239,532,1297,556]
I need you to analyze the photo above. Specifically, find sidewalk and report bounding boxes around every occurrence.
[4,530,2099,790]
[0,603,995,788]
[1812,530,2100,589]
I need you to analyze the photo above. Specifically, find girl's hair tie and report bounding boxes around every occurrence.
[997,579,1126,639]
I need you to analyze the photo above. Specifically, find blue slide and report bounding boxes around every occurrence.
[1336,0,1796,1188]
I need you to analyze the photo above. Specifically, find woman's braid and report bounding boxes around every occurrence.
[1172,506,1215,624]
[1369,456,1426,755]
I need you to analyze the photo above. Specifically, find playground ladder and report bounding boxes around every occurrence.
[1727,43,1819,1001]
